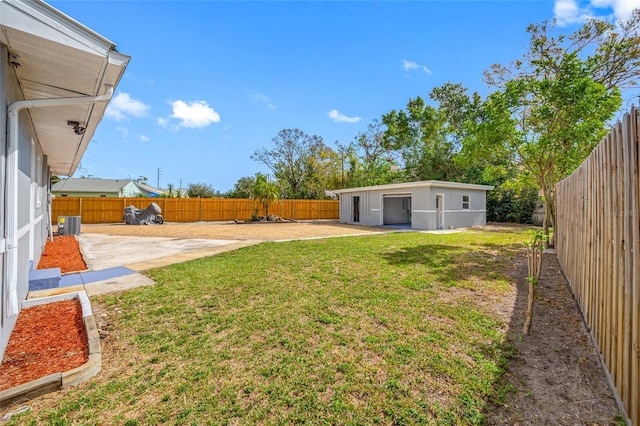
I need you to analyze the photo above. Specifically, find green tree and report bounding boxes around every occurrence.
[351,120,400,187]
[187,182,217,198]
[481,13,640,244]
[251,129,327,199]
[226,176,255,198]
[382,95,460,182]
[284,141,338,199]
[251,173,280,217]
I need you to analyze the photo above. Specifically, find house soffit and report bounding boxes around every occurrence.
[0,0,129,176]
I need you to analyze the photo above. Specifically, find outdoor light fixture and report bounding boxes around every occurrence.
[9,54,21,69]
[67,120,86,135]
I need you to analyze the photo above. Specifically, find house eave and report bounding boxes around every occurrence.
[0,0,130,176]
[1,0,118,55]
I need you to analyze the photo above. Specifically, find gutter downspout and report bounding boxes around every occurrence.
[5,84,113,316]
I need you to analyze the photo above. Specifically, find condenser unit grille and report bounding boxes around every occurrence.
[57,216,81,235]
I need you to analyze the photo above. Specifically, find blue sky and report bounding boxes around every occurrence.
[49,0,640,192]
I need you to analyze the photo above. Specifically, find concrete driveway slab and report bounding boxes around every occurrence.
[77,234,251,271]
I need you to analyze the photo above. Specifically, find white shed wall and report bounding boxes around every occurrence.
[337,183,488,230]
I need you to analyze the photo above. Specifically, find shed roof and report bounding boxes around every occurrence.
[331,180,494,194]
[0,0,129,176]
[52,178,133,193]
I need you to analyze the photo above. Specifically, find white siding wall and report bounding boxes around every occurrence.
[410,187,432,229]
[429,187,487,229]
[1,43,50,360]
[0,44,8,356]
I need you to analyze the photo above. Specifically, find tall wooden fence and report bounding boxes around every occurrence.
[556,106,639,425]
[51,197,339,224]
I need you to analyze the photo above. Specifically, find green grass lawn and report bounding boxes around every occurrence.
[13,227,528,425]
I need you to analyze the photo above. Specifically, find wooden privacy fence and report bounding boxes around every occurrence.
[52,197,339,224]
[556,106,639,425]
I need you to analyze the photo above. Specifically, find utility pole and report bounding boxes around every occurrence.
[157,168,162,188]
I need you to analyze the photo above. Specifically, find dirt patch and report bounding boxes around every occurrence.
[486,252,621,425]
[0,299,88,391]
[78,220,386,241]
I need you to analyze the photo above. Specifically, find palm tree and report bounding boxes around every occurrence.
[251,173,279,217]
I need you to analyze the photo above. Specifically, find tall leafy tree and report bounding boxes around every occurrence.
[481,13,640,243]
[352,119,400,186]
[251,128,326,199]
[382,96,460,182]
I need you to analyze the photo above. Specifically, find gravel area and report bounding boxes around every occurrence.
[79,220,388,241]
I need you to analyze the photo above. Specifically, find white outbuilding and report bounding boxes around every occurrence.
[332,181,494,230]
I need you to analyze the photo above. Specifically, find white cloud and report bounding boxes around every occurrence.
[554,0,593,25]
[139,134,150,142]
[554,0,640,26]
[159,100,221,129]
[105,92,149,121]
[327,109,362,124]
[115,126,129,140]
[254,93,276,110]
[402,60,432,75]
[591,0,640,20]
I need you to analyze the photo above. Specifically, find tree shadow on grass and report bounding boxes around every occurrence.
[384,237,621,424]
[380,242,523,284]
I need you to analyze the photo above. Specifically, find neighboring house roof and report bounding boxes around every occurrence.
[0,0,130,176]
[133,182,189,198]
[134,181,165,197]
[331,180,495,194]
[52,178,134,194]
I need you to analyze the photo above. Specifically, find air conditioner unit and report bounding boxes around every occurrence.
[57,216,81,235]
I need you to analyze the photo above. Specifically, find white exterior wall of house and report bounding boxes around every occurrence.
[0,43,50,356]
[0,0,129,362]
[335,181,493,231]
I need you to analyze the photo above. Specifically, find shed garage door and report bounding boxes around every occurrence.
[383,194,411,225]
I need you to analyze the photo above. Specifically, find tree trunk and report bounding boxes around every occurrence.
[523,278,536,335]
[523,232,544,335]
[541,186,556,248]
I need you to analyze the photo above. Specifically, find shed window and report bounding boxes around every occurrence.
[462,195,470,209]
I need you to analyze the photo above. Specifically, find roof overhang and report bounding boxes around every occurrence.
[331,180,495,194]
[0,0,129,176]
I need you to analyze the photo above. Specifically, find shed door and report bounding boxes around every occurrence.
[436,194,444,229]
[353,196,360,222]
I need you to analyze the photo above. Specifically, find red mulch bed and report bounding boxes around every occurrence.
[37,235,87,274]
[0,299,88,391]
[1,237,89,391]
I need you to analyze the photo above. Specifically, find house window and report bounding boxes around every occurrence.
[60,194,68,197]
[462,195,470,209]
[100,194,106,198]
